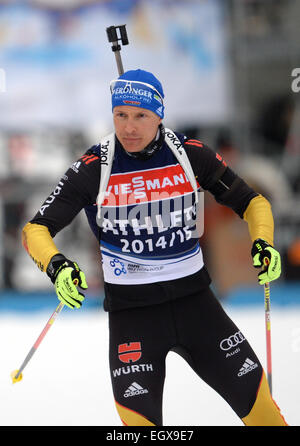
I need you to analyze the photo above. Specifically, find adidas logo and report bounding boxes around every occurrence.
[71,161,81,173]
[238,358,258,377]
[156,106,163,116]
[124,382,149,398]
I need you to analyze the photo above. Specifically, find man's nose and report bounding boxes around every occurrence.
[124,119,137,133]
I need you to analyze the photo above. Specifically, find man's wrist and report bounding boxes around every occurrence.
[46,254,68,283]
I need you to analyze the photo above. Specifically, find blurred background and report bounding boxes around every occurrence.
[0,0,299,300]
[0,0,300,427]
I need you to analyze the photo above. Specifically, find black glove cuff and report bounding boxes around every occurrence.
[251,238,272,258]
[46,254,69,283]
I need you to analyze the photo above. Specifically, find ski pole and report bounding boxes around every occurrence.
[106,24,129,76]
[263,258,272,395]
[11,301,65,384]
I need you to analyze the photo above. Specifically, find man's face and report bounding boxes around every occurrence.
[113,105,162,152]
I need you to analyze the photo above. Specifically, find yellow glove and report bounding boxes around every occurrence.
[47,255,88,309]
[251,239,281,285]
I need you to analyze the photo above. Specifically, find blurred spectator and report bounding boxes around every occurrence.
[202,128,293,297]
[216,128,293,204]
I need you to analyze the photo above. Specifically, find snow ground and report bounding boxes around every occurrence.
[0,304,299,427]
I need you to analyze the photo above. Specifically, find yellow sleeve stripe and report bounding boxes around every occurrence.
[115,401,155,426]
[243,195,274,246]
[22,222,60,272]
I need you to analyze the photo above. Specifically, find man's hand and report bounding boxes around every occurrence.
[251,239,281,285]
[47,255,88,309]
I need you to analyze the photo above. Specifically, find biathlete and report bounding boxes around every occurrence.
[22,69,287,426]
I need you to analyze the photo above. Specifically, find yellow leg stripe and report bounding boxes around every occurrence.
[115,401,156,426]
[242,372,288,426]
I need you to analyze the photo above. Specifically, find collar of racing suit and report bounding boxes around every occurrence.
[116,124,165,161]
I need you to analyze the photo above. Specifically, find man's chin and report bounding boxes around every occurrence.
[122,140,144,152]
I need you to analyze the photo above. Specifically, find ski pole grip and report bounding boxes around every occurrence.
[106,25,128,50]
[119,25,129,45]
[106,26,121,51]
[106,26,118,43]
[106,25,129,76]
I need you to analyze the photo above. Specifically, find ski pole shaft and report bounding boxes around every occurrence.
[11,302,64,383]
[114,50,124,76]
[263,257,272,394]
[264,281,272,394]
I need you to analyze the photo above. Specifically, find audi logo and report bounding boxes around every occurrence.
[220,331,245,351]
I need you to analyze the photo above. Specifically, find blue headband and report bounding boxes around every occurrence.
[111,69,165,119]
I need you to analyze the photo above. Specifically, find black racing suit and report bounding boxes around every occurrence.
[29,133,283,426]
